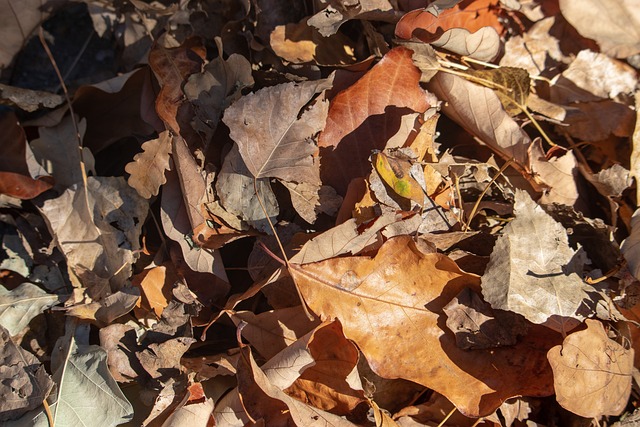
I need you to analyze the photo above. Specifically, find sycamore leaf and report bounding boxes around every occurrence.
[319,47,434,194]
[395,0,503,61]
[0,325,53,421]
[290,235,560,417]
[223,78,331,186]
[481,190,593,333]
[125,130,172,199]
[559,0,640,58]
[547,319,633,418]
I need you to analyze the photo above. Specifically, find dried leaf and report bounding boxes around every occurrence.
[149,36,206,135]
[465,67,530,116]
[160,398,214,426]
[99,323,143,382]
[547,319,633,417]
[0,111,53,200]
[39,177,148,298]
[224,78,331,185]
[319,47,433,194]
[125,130,172,199]
[559,0,640,58]
[0,283,63,336]
[395,0,503,61]
[0,325,53,421]
[308,0,397,37]
[622,208,640,281]
[481,190,593,333]
[0,84,63,112]
[290,235,559,417]
[428,72,531,170]
[282,182,343,224]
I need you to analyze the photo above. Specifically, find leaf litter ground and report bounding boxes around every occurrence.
[1,0,640,426]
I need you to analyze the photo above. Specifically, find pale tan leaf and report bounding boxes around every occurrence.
[0,283,62,336]
[125,131,172,199]
[559,0,640,58]
[481,190,592,333]
[307,0,397,37]
[547,319,633,417]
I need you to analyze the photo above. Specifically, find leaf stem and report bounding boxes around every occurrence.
[463,159,513,232]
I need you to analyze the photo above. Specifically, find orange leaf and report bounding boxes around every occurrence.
[319,47,433,194]
[290,235,560,417]
[395,0,504,42]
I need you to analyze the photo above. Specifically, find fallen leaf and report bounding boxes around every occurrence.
[0,324,53,421]
[622,208,640,281]
[282,182,343,224]
[30,115,93,192]
[215,144,279,233]
[319,47,434,194]
[99,323,143,383]
[290,235,560,417]
[0,0,65,68]
[65,288,140,325]
[132,265,176,318]
[308,0,397,37]
[0,282,63,336]
[373,151,425,206]
[465,67,530,116]
[395,0,503,61]
[443,287,529,350]
[428,72,531,172]
[137,337,196,380]
[125,130,172,199]
[224,78,331,186]
[0,111,53,200]
[0,84,63,112]
[481,190,593,333]
[270,19,358,65]
[559,0,640,58]
[39,177,148,298]
[547,319,634,417]
[184,38,254,142]
[529,142,580,208]
[149,36,206,137]
[160,398,214,426]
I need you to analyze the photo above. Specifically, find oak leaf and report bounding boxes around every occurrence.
[290,235,559,417]
[125,130,172,199]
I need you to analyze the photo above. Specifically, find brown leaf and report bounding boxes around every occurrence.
[395,0,503,61]
[131,265,176,318]
[307,0,398,37]
[285,321,366,415]
[149,36,206,136]
[465,67,530,116]
[270,20,358,65]
[443,287,529,350]
[319,47,433,194]
[125,131,172,199]
[290,235,559,417]
[547,319,634,417]
[184,39,254,142]
[282,182,343,224]
[223,78,331,185]
[622,208,640,281]
[559,0,640,58]
[99,323,144,383]
[0,84,63,112]
[428,72,532,173]
[0,111,53,200]
[0,324,53,421]
[137,337,196,381]
[39,177,148,298]
[65,288,140,325]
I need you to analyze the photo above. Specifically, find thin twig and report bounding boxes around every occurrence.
[437,407,457,427]
[463,159,513,232]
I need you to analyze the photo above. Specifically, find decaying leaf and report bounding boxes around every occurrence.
[481,190,594,333]
[547,319,633,417]
[465,67,530,116]
[307,0,397,37]
[0,324,53,421]
[290,235,560,417]
[39,177,148,298]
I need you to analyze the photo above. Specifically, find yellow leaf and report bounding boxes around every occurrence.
[372,151,424,205]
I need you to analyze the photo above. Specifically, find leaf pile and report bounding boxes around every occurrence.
[1,0,640,425]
